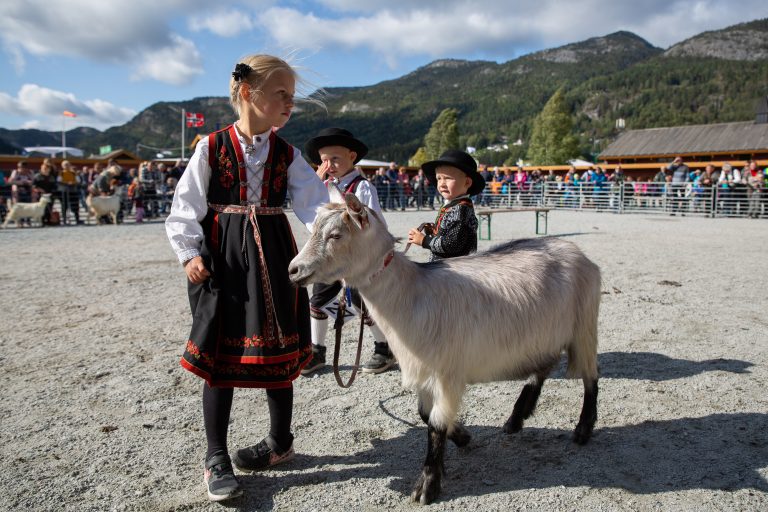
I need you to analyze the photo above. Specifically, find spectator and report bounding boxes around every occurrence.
[397,166,411,210]
[58,160,81,224]
[717,163,736,215]
[9,161,34,204]
[477,164,493,207]
[33,160,57,225]
[666,156,690,215]
[127,177,145,223]
[385,162,402,210]
[411,168,428,208]
[592,166,607,210]
[514,166,528,206]
[372,167,389,211]
[744,160,762,218]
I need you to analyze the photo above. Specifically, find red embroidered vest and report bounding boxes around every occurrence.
[206,125,294,207]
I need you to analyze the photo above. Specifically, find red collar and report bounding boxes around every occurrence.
[369,250,394,281]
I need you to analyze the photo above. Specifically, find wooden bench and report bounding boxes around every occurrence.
[475,207,550,240]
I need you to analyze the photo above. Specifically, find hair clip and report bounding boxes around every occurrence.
[232,63,253,82]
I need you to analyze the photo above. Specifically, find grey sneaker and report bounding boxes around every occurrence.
[203,454,242,502]
[362,343,396,374]
[301,345,326,375]
[232,435,295,473]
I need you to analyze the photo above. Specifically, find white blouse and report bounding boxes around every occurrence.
[165,125,329,264]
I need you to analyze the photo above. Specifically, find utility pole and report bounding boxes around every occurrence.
[181,108,186,162]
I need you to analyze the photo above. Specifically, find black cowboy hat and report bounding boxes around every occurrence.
[422,149,485,196]
[304,127,368,165]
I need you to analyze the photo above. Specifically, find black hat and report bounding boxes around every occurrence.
[422,149,485,196]
[304,127,368,165]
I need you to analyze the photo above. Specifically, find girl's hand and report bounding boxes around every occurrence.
[184,256,211,284]
[408,228,425,246]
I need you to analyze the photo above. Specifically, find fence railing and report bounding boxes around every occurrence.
[476,182,765,218]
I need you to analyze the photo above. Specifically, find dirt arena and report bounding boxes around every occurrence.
[1,209,766,511]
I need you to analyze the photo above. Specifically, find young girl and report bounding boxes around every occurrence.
[165,55,328,502]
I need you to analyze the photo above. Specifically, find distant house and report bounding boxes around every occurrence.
[600,97,768,164]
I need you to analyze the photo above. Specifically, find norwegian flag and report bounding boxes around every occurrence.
[186,112,204,128]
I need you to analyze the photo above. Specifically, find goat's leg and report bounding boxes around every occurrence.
[411,423,447,505]
[573,378,598,444]
[418,394,470,447]
[503,369,551,434]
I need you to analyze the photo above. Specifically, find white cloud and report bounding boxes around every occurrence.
[189,9,256,37]
[0,84,137,131]
[0,0,206,85]
[130,34,203,85]
[258,0,768,66]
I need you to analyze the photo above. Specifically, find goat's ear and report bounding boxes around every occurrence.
[328,184,345,204]
[344,193,369,230]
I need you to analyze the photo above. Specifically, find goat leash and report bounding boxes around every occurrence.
[403,222,435,254]
[332,289,366,388]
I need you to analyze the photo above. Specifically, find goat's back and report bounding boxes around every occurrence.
[393,237,600,384]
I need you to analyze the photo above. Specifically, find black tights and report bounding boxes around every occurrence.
[202,383,294,461]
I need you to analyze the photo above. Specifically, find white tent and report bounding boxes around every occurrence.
[567,158,594,167]
[24,146,84,157]
[357,158,391,168]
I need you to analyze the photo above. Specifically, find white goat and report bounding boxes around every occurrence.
[86,191,121,225]
[2,194,52,228]
[288,189,601,505]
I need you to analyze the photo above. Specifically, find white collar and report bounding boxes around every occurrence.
[332,169,361,189]
[233,124,272,148]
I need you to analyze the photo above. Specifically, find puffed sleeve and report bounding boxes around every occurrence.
[165,138,211,264]
[287,148,329,231]
[353,179,386,225]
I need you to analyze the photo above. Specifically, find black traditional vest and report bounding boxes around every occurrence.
[206,125,293,207]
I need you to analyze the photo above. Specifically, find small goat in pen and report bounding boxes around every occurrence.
[86,190,122,225]
[288,189,601,505]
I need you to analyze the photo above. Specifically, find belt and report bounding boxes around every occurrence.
[208,203,287,344]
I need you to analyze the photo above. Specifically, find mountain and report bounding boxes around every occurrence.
[2,19,767,163]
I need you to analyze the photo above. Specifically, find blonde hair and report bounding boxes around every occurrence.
[229,54,324,115]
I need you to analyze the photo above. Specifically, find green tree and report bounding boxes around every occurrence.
[526,88,580,165]
[409,147,429,168]
[424,108,460,160]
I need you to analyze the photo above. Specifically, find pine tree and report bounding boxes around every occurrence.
[526,88,580,165]
[424,108,460,160]
[409,147,429,167]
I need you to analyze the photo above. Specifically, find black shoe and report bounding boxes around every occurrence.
[301,345,326,375]
[203,454,242,502]
[232,435,295,473]
[362,342,396,374]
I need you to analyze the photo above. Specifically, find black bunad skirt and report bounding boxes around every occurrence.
[180,205,311,388]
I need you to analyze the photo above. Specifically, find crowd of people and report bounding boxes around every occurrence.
[0,157,185,225]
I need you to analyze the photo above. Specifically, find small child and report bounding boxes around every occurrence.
[300,127,396,375]
[408,150,484,260]
[165,55,328,502]
[127,177,144,223]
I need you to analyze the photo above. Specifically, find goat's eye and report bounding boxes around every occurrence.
[326,232,341,241]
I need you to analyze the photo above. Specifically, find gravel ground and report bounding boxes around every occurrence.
[0,209,766,512]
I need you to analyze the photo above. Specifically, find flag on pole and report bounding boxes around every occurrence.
[63,111,77,117]
[186,112,204,128]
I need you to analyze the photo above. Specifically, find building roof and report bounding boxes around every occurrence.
[600,121,768,158]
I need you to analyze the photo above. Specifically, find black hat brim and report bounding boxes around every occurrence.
[422,159,486,196]
[304,134,368,165]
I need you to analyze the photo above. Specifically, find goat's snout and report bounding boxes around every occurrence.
[287,260,309,287]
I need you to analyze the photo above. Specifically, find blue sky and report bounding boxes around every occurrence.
[1,0,766,132]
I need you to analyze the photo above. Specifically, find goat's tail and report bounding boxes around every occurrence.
[566,260,601,381]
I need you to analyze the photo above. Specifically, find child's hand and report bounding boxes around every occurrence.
[316,161,330,180]
[184,256,211,284]
[408,228,425,246]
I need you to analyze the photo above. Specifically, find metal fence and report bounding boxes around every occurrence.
[477,182,765,218]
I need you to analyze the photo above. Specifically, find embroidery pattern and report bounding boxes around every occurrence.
[217,145,235,189]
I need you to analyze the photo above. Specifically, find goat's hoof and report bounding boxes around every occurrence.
[573,423,593,445]
[448,425,471,447]
[411,467,442,505]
